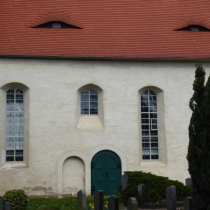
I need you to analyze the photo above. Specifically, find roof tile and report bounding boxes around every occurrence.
[1,0,210,59]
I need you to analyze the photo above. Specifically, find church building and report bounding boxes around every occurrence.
[0,0,210,196]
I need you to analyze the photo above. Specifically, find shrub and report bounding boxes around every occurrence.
[146,189,161,204]
[188,64,210,210]
[3,189,28,210]
[119,171,192,205]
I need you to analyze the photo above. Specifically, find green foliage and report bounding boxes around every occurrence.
[188,64,210,210]
[27,196,110,210]
[28,197,78,210]
[3,189,28,210]
[119,171,191,205]
[146,189,161,204]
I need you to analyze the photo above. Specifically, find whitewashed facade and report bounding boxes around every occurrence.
[0,58,207,196]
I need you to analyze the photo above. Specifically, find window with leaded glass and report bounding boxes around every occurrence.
[141,90,159,160]
[81,89,98,115]
[6,89,24,161]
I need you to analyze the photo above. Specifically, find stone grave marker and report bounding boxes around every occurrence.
[122,174,128,190]
[0,196,2,210]
[185,178,192,187]
[5,202,11,210]
[127,197,138,210]
[138,184,146,204]
[183,196,193,210]
[77,190,86,210]
[108,195,119,210]
[94,190,104,210]
[166,185,176,210]
[185,178,193,190]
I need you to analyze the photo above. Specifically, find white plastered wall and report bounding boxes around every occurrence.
[0,58,209,195]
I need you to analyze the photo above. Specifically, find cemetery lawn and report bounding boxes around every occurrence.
[28,196,117,210]
[26,197,183,210]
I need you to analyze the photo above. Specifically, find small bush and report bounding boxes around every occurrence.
[3,189,28,210]
[146,189,162,204]
[119,171,192,205]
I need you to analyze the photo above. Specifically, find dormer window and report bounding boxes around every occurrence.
[52,22,61,28]
[177,25,210,32]
[34,21,82,29]
[191,26,199,31]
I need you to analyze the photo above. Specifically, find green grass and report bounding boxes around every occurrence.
[25,196,184,210]
[28,196,109,210]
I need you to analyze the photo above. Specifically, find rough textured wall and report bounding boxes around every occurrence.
[0,58,208,196]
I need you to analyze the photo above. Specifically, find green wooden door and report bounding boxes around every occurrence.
[91,150,121,196]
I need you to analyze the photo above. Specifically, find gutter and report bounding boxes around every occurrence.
[0,54,210,62]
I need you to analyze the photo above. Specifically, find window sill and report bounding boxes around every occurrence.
[140,160,166,167]
[0,162,27,169]
[77,115,103,131]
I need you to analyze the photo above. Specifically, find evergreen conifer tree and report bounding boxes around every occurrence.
[188,64,210,210]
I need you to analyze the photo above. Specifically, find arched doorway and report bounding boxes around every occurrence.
[62,156,85,194]
[91,150,121,196]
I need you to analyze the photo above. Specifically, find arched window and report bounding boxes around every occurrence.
[141,90,159,160]
[6,89,24,161]
[81,89,98,115]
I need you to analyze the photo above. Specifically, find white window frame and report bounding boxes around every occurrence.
[6,88,24,162]
[81,89,98,115]
[0,83,29,167]
[141,90,159,160]
[151,119,158,131]
[139,86,167,163]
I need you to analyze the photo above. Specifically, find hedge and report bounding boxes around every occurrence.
[119,171,192,205]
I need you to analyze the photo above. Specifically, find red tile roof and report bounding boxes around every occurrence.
[1,0,210,59]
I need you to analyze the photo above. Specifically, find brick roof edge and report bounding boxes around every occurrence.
[0,54,210,62]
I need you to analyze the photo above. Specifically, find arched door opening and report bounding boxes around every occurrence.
[91,150,121,196]
[62,156,85,194]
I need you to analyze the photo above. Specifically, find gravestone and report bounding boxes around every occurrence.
[108,195,119,210]
[185,178,193,191]
[77,190,86,210]
[183,196,193,210]
[94,190,104,210]
[185,178,192,187]
[127,197,138,210]
[122,174,128,190]
[166,185,176,210]
[0,196,3,210]
[5,202,11,210]
[138,184,146,204]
